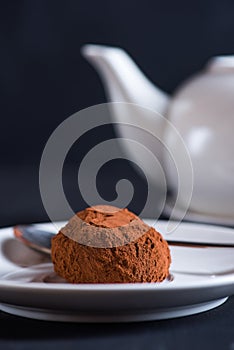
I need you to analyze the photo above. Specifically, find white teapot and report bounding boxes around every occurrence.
[82,44,234,223]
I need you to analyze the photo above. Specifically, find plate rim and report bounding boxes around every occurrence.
[0,220,234,293]
[0,221,234,321]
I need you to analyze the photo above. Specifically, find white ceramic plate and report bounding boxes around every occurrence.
[0,221,234,322]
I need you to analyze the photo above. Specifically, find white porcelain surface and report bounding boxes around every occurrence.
[164,199,234,227]
[166,58,234,217]
[82,45,234,220]
[0,221,234,322]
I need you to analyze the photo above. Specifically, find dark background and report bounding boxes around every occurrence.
[0,3,234,348]
[1,0,234,226]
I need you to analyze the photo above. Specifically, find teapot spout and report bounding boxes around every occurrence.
[81,44,169,116]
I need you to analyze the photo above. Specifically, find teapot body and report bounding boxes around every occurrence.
[166,57,234,218]
[83,45,234,221]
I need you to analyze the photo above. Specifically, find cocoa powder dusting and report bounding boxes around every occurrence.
[78,205,137,228]
[51,205,171,283]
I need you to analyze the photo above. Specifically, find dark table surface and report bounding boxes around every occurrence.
[0,296,233,350]
[0,165,233,350]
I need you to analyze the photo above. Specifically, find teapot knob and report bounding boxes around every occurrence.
[207,55,234,73]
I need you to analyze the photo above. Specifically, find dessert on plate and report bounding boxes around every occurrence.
[51,205,171,283]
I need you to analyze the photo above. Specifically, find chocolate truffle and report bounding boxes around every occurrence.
[51,205,171,283]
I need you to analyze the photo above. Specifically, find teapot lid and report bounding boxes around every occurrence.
[207,55,234,73]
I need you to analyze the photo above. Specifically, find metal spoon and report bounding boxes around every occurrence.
[14,226,52,255]
[13,224,234,256]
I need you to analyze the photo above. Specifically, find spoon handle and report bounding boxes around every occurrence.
[167,240,234,248]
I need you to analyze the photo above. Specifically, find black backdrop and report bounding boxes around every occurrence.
[1,0,234,226]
